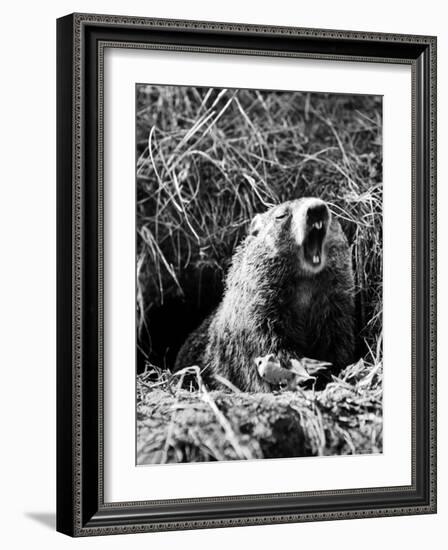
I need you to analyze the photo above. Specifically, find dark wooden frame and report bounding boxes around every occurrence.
[57,13,437,537]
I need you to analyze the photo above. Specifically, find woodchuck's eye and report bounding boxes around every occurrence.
[275,211,288,220]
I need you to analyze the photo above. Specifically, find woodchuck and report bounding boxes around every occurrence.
[175,198,355,392]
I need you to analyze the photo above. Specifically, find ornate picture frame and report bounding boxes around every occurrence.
[57,13,437,536]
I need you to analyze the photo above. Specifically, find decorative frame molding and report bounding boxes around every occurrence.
[57,13,437,537]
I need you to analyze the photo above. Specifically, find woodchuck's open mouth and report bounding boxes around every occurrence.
[303,204,330,268]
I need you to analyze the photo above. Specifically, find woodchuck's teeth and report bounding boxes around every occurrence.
[313,221,323,229]
[313,255,320,264]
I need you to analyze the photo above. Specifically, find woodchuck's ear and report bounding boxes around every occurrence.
[249,214,263,236]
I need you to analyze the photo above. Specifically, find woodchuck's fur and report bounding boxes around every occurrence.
[175,198,355,392]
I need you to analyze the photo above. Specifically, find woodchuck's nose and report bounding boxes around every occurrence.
[306,201,330,229]
[292,198,330,246]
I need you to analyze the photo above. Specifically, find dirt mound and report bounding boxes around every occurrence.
[137,361,382,464]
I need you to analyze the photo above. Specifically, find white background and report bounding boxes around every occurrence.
[0,1,445,549]
[105,50,412,501]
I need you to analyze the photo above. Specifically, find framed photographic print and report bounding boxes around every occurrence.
[56,13,437,536]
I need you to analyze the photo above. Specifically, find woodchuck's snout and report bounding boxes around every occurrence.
[300,199,331,270]
[175,197,355,392]
[251,198,332,275]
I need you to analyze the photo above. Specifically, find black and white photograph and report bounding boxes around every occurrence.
[136,84,383,464]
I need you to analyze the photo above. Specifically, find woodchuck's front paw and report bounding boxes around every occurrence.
[255,354,296,388]
[255,354,332,390]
